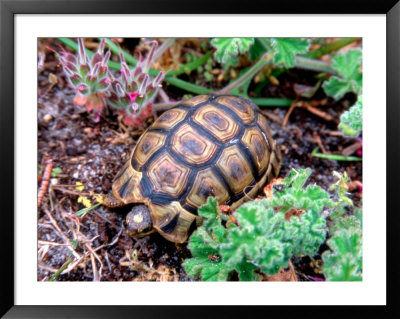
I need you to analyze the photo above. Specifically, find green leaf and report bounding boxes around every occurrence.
[322,76,360,100]
[51,167,62,177]
[322,229,362,281]
[220,205,291,275]
[183,197,233,281]
[339,95,363,136]
[282,210,327,257]
[236,262,259,281]
[197,197,223,230]
[183,255,233,281]
[271,38,311,67]
[75,202,100,217]
[284,168,312,189]
[323,208,362,281]
[323,49,362,100]
[211,38,255,67]
[332,49,362,80]
[249,38,267,61]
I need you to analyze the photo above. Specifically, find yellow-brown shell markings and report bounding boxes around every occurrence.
[215,145,255,194]
[147,152,191,197]
[192,105,239,142]
[241,127,270,175]
[133,131,167,167]
[171,124,218,165]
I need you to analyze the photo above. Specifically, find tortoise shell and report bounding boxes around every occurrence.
[111,94,281,243]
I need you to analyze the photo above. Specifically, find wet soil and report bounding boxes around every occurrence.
[37,39,362,281]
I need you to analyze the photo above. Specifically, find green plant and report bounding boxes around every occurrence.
[211,38,255,68]
[184,168,342,281]
[106,41,165,126]
[55,38,112,115]
[322,48,362,100]
[55,38,165,127]
[322,209,362,281]
[266,38,311,68]
[339,94,363,137]
[329,171,354,219]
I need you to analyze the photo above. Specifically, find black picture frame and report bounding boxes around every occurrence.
[1,0,399,317]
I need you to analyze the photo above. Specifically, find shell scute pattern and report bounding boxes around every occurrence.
[111,94,281,242]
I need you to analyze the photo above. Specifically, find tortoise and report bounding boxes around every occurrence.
[98,94,281,243]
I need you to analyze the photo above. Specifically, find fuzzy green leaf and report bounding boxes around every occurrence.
[322,76,360,100]
[323,49,362,100]
[183,197,233,281]
[284,168,312,189]
[322,229,362,281]
[271,38,311,67]
[267,168,334,215]
[282,210,327,256]
[249,38,267,61]
[323,209,362,281]
[339,95,363,136]
[332,49,362,80]
[211,38,255,67]
[220,204,291,276]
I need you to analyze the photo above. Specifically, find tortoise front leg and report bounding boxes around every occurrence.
[94,192,125,208]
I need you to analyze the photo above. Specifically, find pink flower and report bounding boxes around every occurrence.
[128,91,140,103]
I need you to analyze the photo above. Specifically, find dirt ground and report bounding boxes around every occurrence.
[37,38,362,281]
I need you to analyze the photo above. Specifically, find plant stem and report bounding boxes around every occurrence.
[164,77,213,95]
[152,38,176,62]
[75,203,101,217]
[218,52,273,93]
[294,56,335,74]
[166,51,213,77]
[251,97,293,107]
[49,258,73,281]
[311,148,362,162]
[304,38,359,59]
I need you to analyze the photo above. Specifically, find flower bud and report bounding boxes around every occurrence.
[76,83,89,94]
[115,83,125,97]
[133,65,142,78]
[98,38,106,54]
[144,41,157,73]
[139,74,149,96]
[98,77,111,91]
[69,73,82,86]
[153,70,165,87]
[77,38,87,65]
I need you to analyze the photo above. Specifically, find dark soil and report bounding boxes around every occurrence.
[37,38,362,282]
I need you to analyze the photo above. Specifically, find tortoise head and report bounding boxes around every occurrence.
[126,205,154,237]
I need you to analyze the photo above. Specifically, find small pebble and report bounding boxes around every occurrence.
[43,114,53,123]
